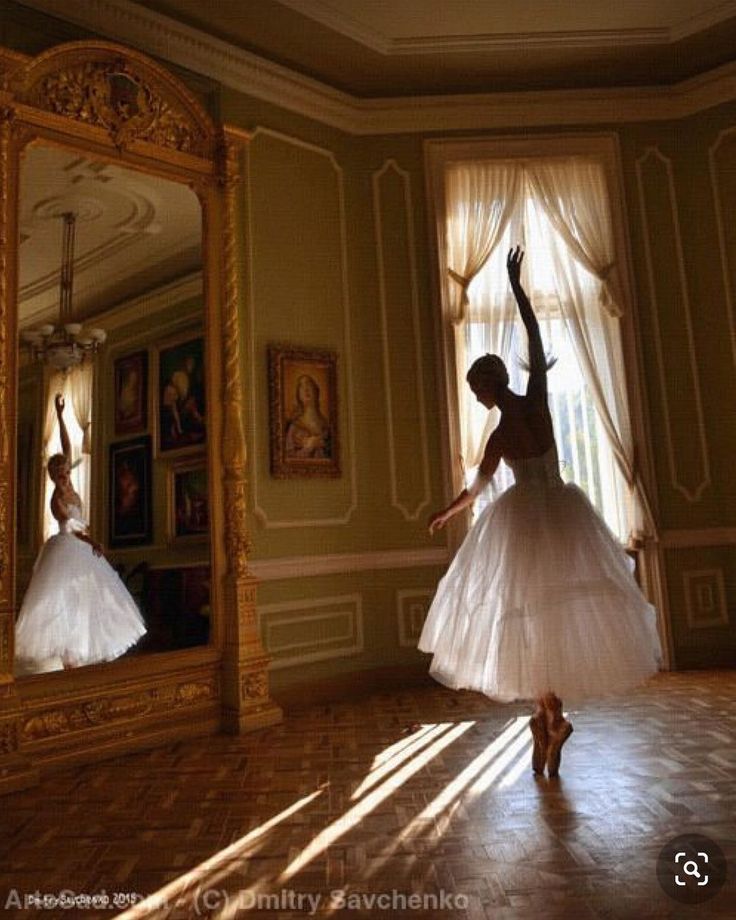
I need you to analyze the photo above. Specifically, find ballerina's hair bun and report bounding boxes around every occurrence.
[47,453,68,478]
[466,353,509,389]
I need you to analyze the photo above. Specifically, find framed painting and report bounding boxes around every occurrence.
[168,461,209,542]
[268,343,340,478]
[156,333,206,456]
[114,350,148,435]
[109,436,152,547]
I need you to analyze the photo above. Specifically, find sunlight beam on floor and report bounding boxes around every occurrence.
[277,720,475,883]
[370,723,434,767]
[498,737,534,787]
[117,788,325,920]
[467,719,533,797]
[419,715,529,818]
[351,723,448,800]
[365,715,530,877]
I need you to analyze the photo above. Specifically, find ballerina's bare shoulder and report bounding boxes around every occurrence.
[496,393,555,462]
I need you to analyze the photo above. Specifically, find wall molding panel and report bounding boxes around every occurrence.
[15,1,736,135]
[245,128,358,529]
[396,589,433,647]
[259,594,364,668]
[708,127,736,370]
[372,159,431,522]
[683,569,729,629]
[661,527,736,548]
[635,147,711,504]
[250,547,448,581]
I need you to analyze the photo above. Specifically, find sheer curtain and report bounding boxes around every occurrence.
[525,159,656,541]
[444,155,651,544]
[440,162,523,496]
[69,361,93,455]
[42,365,93,540]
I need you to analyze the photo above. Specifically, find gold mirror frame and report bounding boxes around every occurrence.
[0,40,281,794]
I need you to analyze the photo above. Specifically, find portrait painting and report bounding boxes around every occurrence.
[109,436,152,547]
[268,343,340,478]
[157,333,206,456]
[114,350,148,435]
[169,462,209,541]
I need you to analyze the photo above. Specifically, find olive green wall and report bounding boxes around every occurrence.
[3,0,734,693]
[220,91,447,695]
[617,103,736,667]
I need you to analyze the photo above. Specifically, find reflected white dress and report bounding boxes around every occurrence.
[15,503,147,668]
[418,444,663,704]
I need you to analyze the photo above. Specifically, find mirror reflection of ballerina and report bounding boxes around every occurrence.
[15,394,147,673]
[285,374,330,459]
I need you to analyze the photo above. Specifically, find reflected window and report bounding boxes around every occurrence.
[42,365,93,540]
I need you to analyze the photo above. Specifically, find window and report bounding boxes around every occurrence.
[435,144,646,545]
[42,365,93,540]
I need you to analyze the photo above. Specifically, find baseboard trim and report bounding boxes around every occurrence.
[271,664,434,711]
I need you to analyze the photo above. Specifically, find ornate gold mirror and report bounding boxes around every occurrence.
[16,143,207,674]
[0,40,280,794]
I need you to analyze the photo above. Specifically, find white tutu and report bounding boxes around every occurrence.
[419,445,663,704]
[15,506,147,668]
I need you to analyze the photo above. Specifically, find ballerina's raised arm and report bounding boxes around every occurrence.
[506,245,550,403]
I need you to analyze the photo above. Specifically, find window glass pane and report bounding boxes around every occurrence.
[461,196,628,541]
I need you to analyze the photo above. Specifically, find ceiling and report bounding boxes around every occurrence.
[128,0,736,96]
[19,145,201,325]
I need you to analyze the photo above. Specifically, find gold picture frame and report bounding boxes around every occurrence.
[268,343,340,478]
[154,330,206,459]
[167,459,209,544]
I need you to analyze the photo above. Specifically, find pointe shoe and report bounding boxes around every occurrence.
[545,719,573,778]
[528,713,549,775]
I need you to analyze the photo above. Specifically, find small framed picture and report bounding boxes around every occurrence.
[156,333,206,457]
[268,344,340,478]
[114,350,148,435]
[168,461,209,542]
[109,436,152,547]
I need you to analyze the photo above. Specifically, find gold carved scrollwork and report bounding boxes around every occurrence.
[0,110,10,597]
[174,680,216,705]
[241,671,268,701]
[220,134,253,577]
[31,61,206,155]
[0,721,18,755]
[22,679,218,742]
[0,613,11,674]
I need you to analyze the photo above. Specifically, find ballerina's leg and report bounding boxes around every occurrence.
[529,696,549,775]
[542,691,573,778]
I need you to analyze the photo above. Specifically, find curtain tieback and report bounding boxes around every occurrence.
[448,268,473,322]
[596,261,624,316]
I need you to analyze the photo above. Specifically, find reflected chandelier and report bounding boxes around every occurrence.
[21,212,107,371]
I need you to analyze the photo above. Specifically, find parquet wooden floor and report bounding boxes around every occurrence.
[1,670,734,920]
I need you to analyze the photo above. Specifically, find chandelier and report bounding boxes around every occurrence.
[21,212,107,371]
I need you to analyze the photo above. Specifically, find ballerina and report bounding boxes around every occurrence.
[420,246,662,777]
[15,394,147,672]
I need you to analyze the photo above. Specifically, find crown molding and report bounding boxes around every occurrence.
[92,271,202,332]
[279,0,736,55]
[12,0,736,134]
